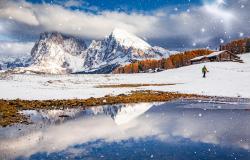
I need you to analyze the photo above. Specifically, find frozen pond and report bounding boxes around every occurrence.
[1,100,250,160]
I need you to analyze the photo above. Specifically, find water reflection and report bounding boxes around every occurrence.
[1,100,250,159]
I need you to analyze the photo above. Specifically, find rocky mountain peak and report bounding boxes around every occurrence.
[39,32,63,40]
[31,32,87,58]
[108,28,151,51]
[10,29,176,74]
[24,32,88,74]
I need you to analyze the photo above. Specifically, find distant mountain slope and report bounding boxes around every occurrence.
[10,29,176,74]
[0,55,31,70]
[82,28,176,73]
[22,32,87,74]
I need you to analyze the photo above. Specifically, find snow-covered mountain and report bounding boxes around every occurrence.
[81,28,176,73]
[10,28,176,74]
[15,32,87,74]
[0,55,31,70]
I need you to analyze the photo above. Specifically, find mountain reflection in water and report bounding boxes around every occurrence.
[1,100,250,160]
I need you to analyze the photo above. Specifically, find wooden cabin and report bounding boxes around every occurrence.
[190,50,242,64]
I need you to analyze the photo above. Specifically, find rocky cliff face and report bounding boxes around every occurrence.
[22,32,87,74]
[31,32,87,59]
[82,28,175,73]
[11,29,176,74]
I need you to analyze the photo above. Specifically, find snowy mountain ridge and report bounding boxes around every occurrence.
[0,55,31,70]
[81,28,176,73]
[9,28,176,74]
[21,32,87,74]
[110,28,151,51]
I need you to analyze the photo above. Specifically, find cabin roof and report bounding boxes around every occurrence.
[190,55,207,61]
[206,50,226,58]
[190,50,238,62]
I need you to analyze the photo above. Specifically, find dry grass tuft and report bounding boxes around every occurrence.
[95,83,176,88]
[0,90,205,127]
[0,101,28,127]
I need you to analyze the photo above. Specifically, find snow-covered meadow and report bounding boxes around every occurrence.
[1,53,250,100]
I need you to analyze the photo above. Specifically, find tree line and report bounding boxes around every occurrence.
[220,38,250,54]
[113,49,213,74]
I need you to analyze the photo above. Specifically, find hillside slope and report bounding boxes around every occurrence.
[0,53,249,100]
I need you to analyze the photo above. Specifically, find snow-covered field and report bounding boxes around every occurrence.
[1,53,250,100]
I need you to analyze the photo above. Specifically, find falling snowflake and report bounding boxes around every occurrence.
[220,39,224,44]
[198,113,202,117]
[239,32,244,37]
[201,28,206,33]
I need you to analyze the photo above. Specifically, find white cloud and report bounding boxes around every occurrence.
[32,4,158,39]
[0,0,249,52]
[0,42,34,55]
[64,0,86,8]
[202,0,235,27]
[0,1,39,26]
[0,0,157,39]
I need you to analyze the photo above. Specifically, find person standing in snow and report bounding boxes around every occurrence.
[202,65,209,78]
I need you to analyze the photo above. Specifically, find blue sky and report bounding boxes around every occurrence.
[26,0,204,12]
[0,0,249,55]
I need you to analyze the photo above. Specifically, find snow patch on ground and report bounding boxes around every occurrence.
[0,53,250,100]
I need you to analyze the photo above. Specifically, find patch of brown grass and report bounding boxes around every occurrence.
[0,90,206,127]
[95,83,176,88]
[0,101,28,127]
